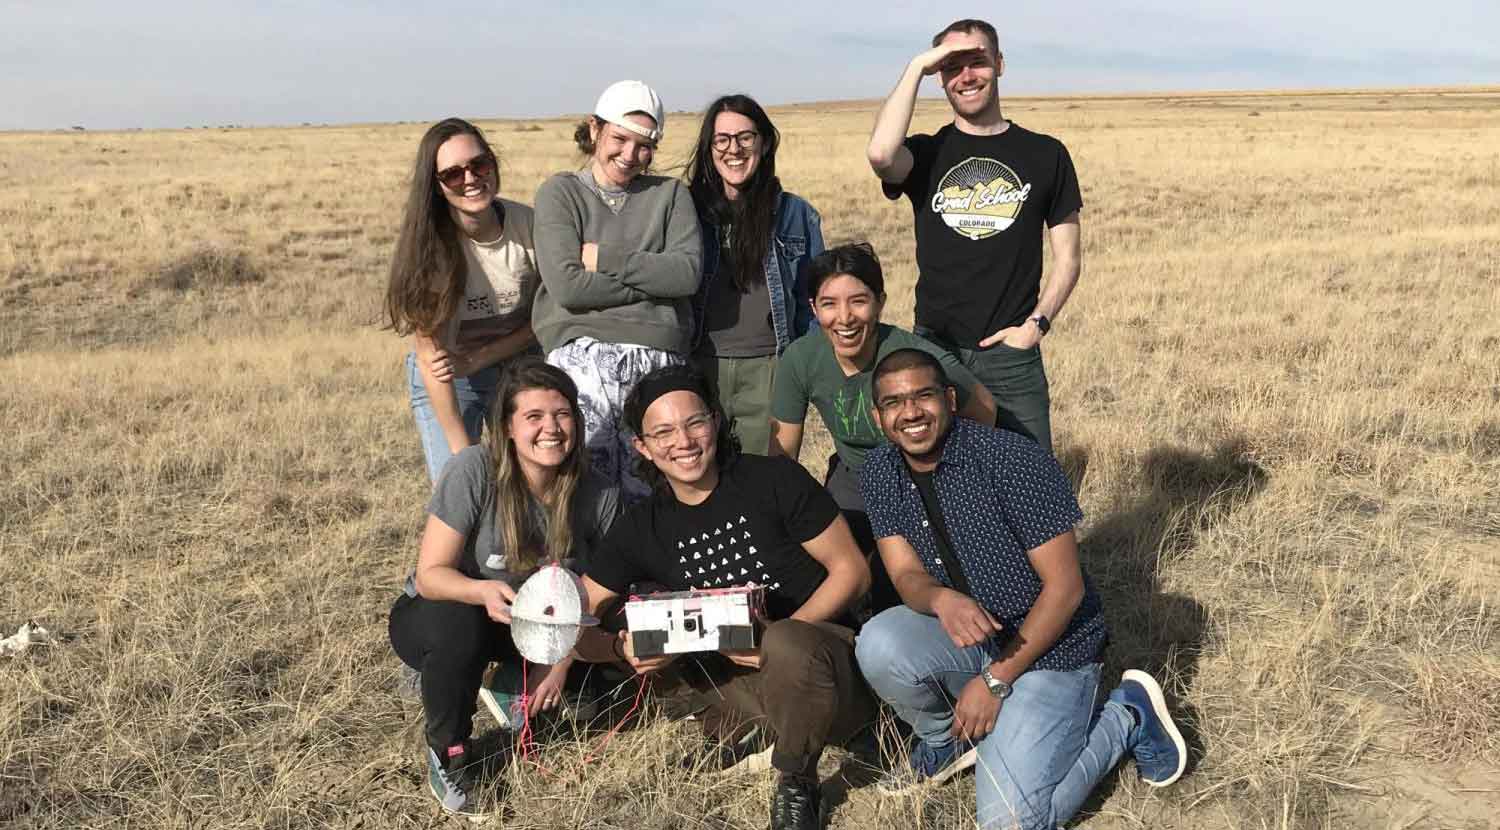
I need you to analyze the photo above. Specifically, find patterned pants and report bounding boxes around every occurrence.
[547,337,681,502]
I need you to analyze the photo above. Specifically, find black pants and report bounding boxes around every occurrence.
[824,454,900,615]
[389,593,519,753]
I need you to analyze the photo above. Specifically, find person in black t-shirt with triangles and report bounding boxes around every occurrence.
[573,364,876,830]
[867,18,1083,452]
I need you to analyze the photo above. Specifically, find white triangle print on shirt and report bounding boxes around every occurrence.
[739,516,747,524]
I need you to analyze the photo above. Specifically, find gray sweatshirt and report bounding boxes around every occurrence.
[531,171,702,354]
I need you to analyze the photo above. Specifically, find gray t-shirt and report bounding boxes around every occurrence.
[698,235,777,359]
[424,445,622,589]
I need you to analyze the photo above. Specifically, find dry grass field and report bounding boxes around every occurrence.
[2,88,1498,829]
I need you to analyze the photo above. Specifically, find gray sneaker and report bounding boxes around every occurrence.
[396,664,421,701]
[478,661,598,729]
[426,744,486,821]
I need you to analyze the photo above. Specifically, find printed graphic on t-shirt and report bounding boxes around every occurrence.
[456,282,525,347]
[674,515,780,593]
[830,383,880,448]
[930,156,1032,241]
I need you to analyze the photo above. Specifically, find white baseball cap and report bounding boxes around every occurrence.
[594,80,664,142]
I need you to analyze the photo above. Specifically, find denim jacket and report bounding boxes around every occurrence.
[692,191,825,355]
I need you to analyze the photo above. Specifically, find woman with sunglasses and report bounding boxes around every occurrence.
[685,94,824,455]
[387,118,540,484]
[532,80,701,501]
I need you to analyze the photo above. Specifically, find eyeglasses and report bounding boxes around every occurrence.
[641,412,716,445]
[875,386,945,413]
[711,131,759,152]
[435,153,496,190]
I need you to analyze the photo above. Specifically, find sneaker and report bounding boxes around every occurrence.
[769,772,823,830]
[479,662,600,729]
[396,664,421,701]
[875,737,977,795]
[425,744,486,821]
[478,662,524,729]
[677,724,775,774]
[1112,669,1187,787]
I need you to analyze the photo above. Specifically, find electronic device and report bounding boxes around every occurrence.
[624,584,767,657]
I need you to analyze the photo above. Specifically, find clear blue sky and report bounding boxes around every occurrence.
[4,0,1497,130]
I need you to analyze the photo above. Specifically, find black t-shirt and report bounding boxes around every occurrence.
[585,454,841,621]
[907,467,973,597]
[883,123,1082,348]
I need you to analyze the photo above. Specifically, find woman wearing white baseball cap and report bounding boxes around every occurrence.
[532,80,702,502]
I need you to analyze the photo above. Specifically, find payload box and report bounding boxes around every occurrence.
[624,585,766,657]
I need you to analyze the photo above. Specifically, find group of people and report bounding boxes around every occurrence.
[382,18,1186,830]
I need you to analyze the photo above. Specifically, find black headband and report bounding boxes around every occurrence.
[632,372,709,417]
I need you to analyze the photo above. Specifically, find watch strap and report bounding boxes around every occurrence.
[980,666,1012,699]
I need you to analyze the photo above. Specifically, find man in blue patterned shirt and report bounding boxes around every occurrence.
[855,348,1186,829]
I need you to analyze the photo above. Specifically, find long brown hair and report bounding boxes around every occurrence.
[488,358,586,571]
[385,118,497,336]
[686,95,781,291]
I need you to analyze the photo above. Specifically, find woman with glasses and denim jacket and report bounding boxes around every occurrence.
[386,118,541,485]
[685,94,826,456]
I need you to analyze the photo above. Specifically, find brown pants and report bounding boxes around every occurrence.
[658,618,877,777]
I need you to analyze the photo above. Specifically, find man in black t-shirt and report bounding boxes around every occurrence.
[574,364,875,830]
[867,18,1083,451]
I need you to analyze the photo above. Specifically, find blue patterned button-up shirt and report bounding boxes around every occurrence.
[859,418,1106,672]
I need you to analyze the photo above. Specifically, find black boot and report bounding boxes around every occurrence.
[769,772,821,830]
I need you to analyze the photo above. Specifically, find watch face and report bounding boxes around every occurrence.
[982,669,1010,697]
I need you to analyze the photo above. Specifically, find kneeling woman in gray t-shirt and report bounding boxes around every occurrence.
[388,358,620,819]
[531,80,702,503]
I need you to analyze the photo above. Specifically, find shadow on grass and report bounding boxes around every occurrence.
[1069,439,1268,815]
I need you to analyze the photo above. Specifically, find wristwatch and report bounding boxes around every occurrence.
[980,666,1013,700]
[1029,314,1051,335]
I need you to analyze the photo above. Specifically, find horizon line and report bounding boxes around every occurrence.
[8,83,1496,136]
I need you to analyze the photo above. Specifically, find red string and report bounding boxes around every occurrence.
[581,672,647,765]
[512,660,648,775]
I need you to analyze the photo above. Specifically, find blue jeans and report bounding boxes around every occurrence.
[856,606,1133,830]
[914,326,1052,451]
[406,352,500,484]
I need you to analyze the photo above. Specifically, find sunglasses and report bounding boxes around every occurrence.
[435,153,496,190]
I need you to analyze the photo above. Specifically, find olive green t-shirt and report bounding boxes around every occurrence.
[770,324,980,473]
